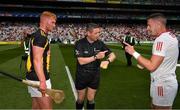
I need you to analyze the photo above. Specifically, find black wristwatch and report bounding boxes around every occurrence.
[94,55,97,60]
[106,59,111,63]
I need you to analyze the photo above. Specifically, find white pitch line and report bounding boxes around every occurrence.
[177,64,180,67]
[65,65,77,100]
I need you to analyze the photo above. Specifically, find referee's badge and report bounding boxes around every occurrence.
[84,51,88,54]
[75,50,80,55]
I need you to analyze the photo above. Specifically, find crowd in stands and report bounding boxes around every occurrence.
[0,22,37,41]
[0,22,180,43]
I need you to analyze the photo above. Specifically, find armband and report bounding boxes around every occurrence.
[133,51,140,59]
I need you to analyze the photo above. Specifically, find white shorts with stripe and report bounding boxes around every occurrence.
[150,77,178,106]
[27,79,51,97]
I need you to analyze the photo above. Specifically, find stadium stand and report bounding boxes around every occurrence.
[0,22,180,42]
[0,0,179,43]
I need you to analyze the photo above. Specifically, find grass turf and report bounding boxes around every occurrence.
[0,43,180,109]
[59,43,180,109]
[0,44,74,109]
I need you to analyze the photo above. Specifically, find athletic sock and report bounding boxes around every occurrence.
[76,101,84,110]
[86,100,95,110]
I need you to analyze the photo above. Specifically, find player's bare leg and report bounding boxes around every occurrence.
[87,87,97,109]
[76,89,86,109]
[32,98,39,109]
[36,97,52,109]
[151,102,172,110]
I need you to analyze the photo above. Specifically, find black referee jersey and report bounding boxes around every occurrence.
[26,29,50,81]
[75,37,112,73]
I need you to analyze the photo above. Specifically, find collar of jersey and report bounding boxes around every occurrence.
[158,30,170,37]
[39,29,47,37]
[85,37,97,44]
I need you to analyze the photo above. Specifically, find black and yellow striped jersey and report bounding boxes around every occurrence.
[26,29,50,81]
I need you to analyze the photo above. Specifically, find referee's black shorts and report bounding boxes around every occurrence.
[75,70,100,90]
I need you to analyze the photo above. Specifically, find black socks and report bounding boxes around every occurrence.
[76,101,84,110]
[76,100,95,110]
[86,100,95,110]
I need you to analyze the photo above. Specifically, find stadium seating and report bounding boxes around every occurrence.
[0,22,180,42]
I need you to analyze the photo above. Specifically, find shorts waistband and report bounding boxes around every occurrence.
[151,73,176,82]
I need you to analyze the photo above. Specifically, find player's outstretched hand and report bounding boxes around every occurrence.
[123,41,135,55]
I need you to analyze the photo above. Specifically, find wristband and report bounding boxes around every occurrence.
[133,51,140,59]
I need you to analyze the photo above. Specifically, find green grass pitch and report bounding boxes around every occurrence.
[0,43,180,109]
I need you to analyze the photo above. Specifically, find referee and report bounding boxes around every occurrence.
[74,23,116,109]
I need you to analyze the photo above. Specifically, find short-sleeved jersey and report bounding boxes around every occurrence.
[75,37,112,73]
[26,29,50,81]
[151,32,178,80]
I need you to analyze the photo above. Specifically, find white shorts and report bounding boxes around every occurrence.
[27,79,51,97]
[150,78,178,106]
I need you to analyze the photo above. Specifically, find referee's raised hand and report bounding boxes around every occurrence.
[96,50,108,59]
